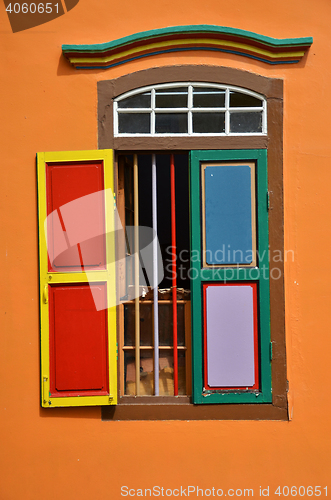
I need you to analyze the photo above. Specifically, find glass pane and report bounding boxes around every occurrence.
[155,87,188,108]
[159,303,186,346]
[159,349,186,396]
[124,351,135,395]
[139,304,153,346]
[124,304,134,346]
[124,350,186,395]
[124,350,154,395]
[124,303,153,346]
[193,112,225,133]
[159,351,174,395]
[124,161,134,255]
[117,92,151,109]
[118,113,150,134]
[193,87,225,108]
[230,92,262,108]
[230,112,262,133]
[177,304,185,346]
[124,161,134,211]
[178,350,186,395]
[159,351,187,395]
[159,303,172,345]
[155,113,187,133]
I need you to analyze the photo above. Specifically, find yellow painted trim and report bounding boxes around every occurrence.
[43,150,111,162]
[47,272,108,284]
[37,149,117,408]
[37,151,50,408]
[103,149,118,405]
[43,395,115,408]
[70,38,304,65]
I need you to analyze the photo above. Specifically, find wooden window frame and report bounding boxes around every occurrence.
[98,65,287,420]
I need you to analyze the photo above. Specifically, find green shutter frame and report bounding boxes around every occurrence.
[189,149,272,404]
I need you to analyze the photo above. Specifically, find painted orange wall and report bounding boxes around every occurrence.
[1,0,331,498]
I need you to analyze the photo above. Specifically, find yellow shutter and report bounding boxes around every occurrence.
[37,150,117,407]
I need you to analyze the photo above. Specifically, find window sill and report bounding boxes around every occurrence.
[118,396,191,405]
[102,399,288,421]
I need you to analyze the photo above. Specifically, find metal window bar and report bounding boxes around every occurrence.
[152,153,159,395]
[225,88,230,135]
[151,89,156,135]
[188,85,193,135]
[170,153,178,395]
[133,154,140,395]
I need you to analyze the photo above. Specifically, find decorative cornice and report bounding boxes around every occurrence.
[62,25,313,69]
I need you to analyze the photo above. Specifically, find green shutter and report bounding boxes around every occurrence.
[189,150,271,404]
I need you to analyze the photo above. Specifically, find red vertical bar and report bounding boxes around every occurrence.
[171,154,178,396]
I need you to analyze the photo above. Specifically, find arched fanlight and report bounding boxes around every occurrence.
[114,83,267,136]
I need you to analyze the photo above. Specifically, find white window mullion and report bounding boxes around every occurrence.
[225,88,230,135]
[114,101,119,135]
[116,108,152,113]
[262,99,267,134]
[227,107,264,113]
[151,88,156,135]
[153,108,188,113]
[152,154,159,395]
[188,85,193,135]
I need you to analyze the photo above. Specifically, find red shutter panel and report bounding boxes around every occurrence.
[37,150,117,407]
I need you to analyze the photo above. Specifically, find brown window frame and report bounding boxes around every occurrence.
[98,65,287,421]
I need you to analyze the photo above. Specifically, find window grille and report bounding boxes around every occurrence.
[114,84,267,136]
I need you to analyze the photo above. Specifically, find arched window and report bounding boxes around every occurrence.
[37,66,286,420]
[114,84,266,136]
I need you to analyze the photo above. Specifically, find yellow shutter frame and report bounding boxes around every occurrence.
[37,149,117,407]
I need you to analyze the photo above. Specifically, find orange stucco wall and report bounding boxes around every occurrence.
[1,0,331,498]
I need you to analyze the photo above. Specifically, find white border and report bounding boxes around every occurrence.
[114,83,267,137]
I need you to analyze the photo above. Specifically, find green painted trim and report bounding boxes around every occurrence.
[189,154,203,406]
[256,149,272,400]
[62,25,313,54]
[189,149,272,405]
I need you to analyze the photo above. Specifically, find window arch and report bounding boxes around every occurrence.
[114,83,267,136]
